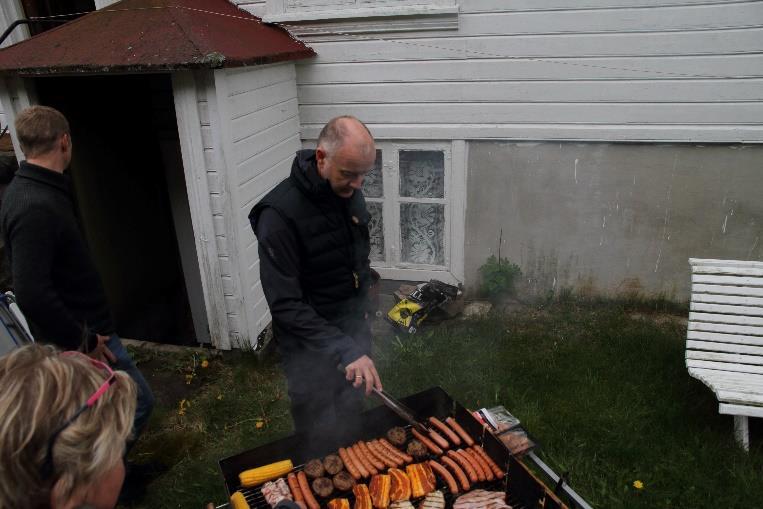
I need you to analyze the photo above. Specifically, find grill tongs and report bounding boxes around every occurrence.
[338,364,429,435]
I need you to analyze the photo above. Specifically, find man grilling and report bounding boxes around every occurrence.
[250,115,383,451]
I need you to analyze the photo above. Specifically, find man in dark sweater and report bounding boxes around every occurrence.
[0,105,154,441]
[250,116,382,451]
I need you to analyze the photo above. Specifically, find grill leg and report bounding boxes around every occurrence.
[733,415,749,451]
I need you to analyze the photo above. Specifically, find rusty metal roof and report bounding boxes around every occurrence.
[0,0,314,76]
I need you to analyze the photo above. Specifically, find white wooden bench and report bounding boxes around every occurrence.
[687,258,763,451]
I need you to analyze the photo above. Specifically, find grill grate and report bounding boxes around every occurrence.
[221,387,570,509]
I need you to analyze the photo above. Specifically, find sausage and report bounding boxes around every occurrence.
[288,472,305,503]
[428,429,450,450]
[458,449,486,482]
[439,455,470,492]
[447,450,478,483]
[366,441,398,467]
[472,445,505,479]
[351,443,378,476]
[376,439,406,466]
[358,441,385,471]
[465,448,493,481]
[339,447,362,480]
[297,471,320,509]
[410,428,443,456]
[429,417,461,447]
[428,460,459,495]
[445,417,474,447]
[346,445,370,478]
[379,438,413,464]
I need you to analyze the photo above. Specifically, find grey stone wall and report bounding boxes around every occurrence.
[465,142,763,302]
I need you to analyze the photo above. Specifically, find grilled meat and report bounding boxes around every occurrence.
[388,468,411,501]
[418,490,445,509]
[328,498,351,509]
[386,426,407,448]
[353,484,372,509]
[406,440,428,461]
[369,474,391,509]
[453,490,511,509]
[312,477,334,498]
[262,478,293,508]
[390,501,415,509]
[324,454,345,475]
[333,470,356,491]
[305,459,326,479]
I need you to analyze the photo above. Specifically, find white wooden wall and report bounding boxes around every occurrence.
[210,63,302,347]
[0,0,29,134]
[291,0,763,143]
[230,0,267,17]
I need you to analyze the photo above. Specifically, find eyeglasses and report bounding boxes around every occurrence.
[40,352,117,479]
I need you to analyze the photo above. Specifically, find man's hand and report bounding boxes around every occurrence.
[345,355,382,396]
[90,333,117,364]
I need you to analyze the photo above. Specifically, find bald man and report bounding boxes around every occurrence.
[249,116,383,451]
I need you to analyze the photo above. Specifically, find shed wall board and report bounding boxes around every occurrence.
[0,0,30,136]
[465,142,763,301]
[213,63,301,346]
[294,0,763,143]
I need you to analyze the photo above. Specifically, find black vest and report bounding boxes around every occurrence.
[250,150,372,322]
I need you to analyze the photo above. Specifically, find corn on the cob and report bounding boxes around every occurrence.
[230,491,250,509]
[239,459,294,487]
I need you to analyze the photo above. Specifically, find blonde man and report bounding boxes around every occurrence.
[0,344,136,509]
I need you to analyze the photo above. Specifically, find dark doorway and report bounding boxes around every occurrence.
[34,74,206,345]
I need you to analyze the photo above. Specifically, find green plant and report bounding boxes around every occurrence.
[479,255,521,300]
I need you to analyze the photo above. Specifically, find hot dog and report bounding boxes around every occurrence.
[428,460,459,495]
[297,471,320,509]
[429,417,461,447]
[445,417,475,447]
[358,441,385,471]
[369,440,401,467]
[440,455,470,492]
[346,445,370,478]
[428,429,450,450]
[288,473,305,503]
[447,450,478,483]
[465,448,493,481]
[411,428,443,456]
[457,449,485,482]
[339,447,362,480]
[379,438,413,464]
[351,444,378,476]
[472,445,504,479]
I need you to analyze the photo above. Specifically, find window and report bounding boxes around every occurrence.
[363,141,465,284]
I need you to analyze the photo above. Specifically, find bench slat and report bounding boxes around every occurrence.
[692,284,763,298]
[690,302,763,318]
[716,390,763,406]
[688,322,763,337]
[687,350,763,366]
[687,340,763,357]
[688,330,763,347]
[692,265,763,277]
[692,293,763,307]
[689,312,763,327]
[690,368,763,389]
[690,258,763,270]
[719,403,763,418]
[688,359,763,375]
[691,274,763,287]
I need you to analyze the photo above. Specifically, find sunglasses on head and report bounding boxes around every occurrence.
[40,351,117,480]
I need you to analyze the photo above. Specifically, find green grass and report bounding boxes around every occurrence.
[128,301,762,508]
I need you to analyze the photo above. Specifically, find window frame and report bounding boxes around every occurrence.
[367,140,466,285]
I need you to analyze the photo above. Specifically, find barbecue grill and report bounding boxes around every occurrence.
[219,387,591,509]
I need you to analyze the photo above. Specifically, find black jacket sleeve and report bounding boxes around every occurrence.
[255,207,365,366]
[8,205,87,349]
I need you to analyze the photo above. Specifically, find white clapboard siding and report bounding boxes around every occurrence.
[686,257,763,450]
[294,0,763,142]
[213,63,301,347]
[229,0,267,16]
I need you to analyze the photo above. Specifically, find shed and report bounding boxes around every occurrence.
[0,0,314,349]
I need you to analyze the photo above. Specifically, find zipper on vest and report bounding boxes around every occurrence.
[353,271,359,289]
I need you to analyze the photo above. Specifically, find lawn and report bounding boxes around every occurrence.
[126,300,762,508]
